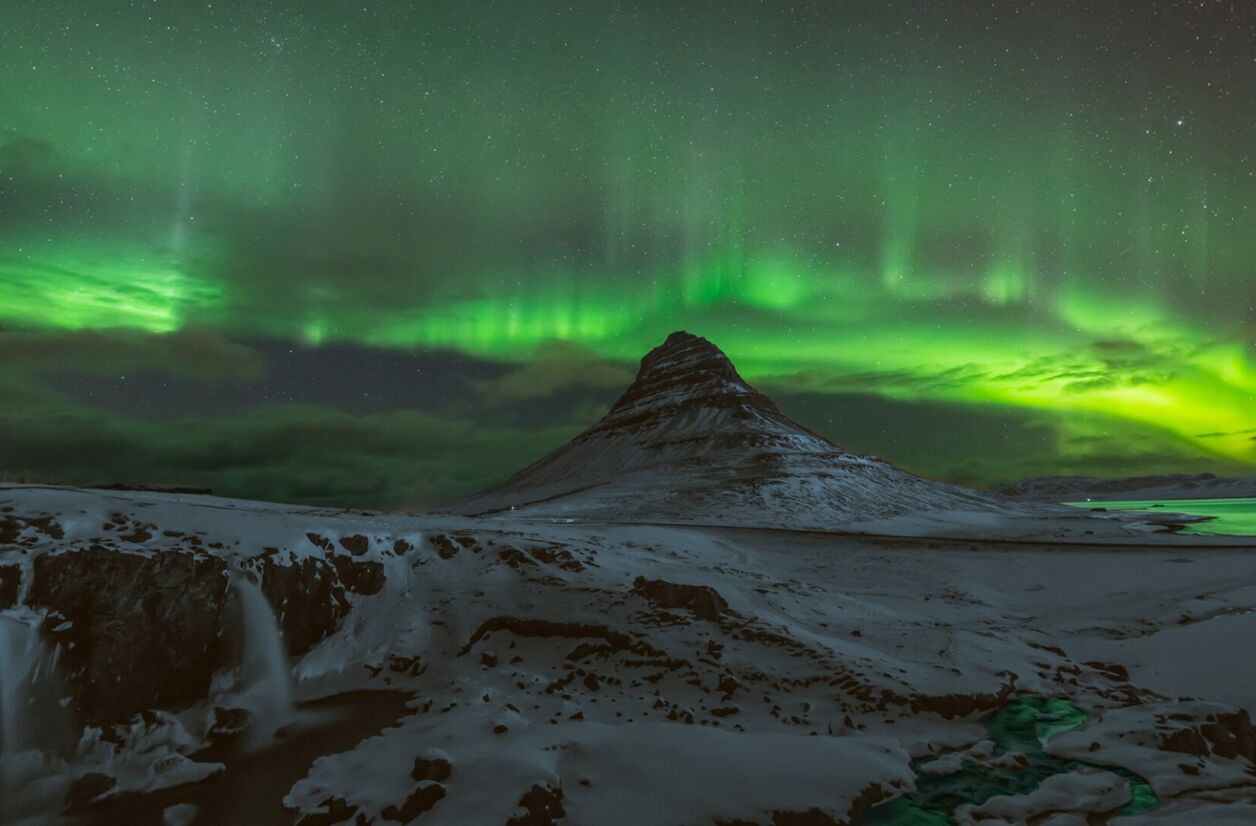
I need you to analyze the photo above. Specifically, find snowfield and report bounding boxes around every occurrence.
[3,483,1256,824]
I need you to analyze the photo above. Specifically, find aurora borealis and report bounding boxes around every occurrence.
[1,1,1254,507]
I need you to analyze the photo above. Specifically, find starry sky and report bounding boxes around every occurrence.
[1,1,1254,508]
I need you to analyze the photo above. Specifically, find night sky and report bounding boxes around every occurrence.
[2,1,1254,508]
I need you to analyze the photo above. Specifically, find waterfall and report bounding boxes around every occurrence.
[229,569,295,746]
[0,611,69,820]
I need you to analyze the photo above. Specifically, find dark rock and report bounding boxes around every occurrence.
[1201,710,1256,760]
[0,563,19,609]
[499,547,537,569]
[381,783,446,822]
[430,534,460,559]
[24,546,366,725]
[1,514,23,544]
[28,546,231,724]
[459,617,635,656]
[507,784,565,826]
[338,534,370,556]
[411,756,453,783]
[906,688,1011,720]
[66,772,116,807]
[257,557,353,657]
[331,556,385,596]
[388,654,426,676]
[633,576,728,621]
[771,808,839,826]
[118,527,153,543]
[305,533,334,552]
[1161,709,1256,761]
[206,706,252,745]
[296,797,361,826]
[844,783,890,823]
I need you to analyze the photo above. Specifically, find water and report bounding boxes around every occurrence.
[0,612,73,820]
[229,570,295,746]
[80,691,414,826]
[1065,497,1256,536]
[862,696,1157,824]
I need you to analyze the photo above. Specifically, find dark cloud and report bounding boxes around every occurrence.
[0,327,265,382]
[47,338,507,418]
[764,364,990,396]
[0,332,608,508]
[0,394,580,509]
[476,340,635,402]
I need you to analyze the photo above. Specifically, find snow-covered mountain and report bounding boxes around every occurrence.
[453,331,996,529]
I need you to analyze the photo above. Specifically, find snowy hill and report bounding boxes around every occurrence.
[453,331,999,529]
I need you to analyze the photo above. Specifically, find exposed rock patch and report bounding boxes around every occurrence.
[507,784,565,826]
[0,562,20,608]
[28,546,231,724]
[633,575,728,621]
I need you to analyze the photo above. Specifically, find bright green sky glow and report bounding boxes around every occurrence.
[0,241,226,333]
[0,1,1253,503]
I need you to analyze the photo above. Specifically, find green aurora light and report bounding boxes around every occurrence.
[1,1,1253,503]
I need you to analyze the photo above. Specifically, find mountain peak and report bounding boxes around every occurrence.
[632,329,747,387]
[451,330,993,524]
[596,331,774,434]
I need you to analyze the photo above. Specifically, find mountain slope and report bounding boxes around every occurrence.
[452,331,997,528]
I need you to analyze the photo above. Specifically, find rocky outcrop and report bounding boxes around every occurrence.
[0,562,19,609]
[257,557,350,656]
[22,546,385,725]
[1159,708,1256,761]
[507,784,565,826]
[633,576,727,621]
[28,546,231,725]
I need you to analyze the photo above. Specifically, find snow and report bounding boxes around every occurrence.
[4,479,1256,822]
[957,767,1132,823]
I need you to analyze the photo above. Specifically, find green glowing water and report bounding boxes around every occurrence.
[862,697,1157,824]
[1066,497,1256,537]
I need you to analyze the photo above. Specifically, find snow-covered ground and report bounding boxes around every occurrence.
[3,483,1256,824]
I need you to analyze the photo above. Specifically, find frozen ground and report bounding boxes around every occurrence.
[2,484,1256,824]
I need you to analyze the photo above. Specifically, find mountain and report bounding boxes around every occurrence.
[452,331,996,528]
[997,473,1256,502]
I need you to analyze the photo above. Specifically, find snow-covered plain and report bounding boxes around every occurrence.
[3,483,1256,825]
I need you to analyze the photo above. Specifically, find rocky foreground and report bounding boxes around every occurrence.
[3,484,1256,824]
